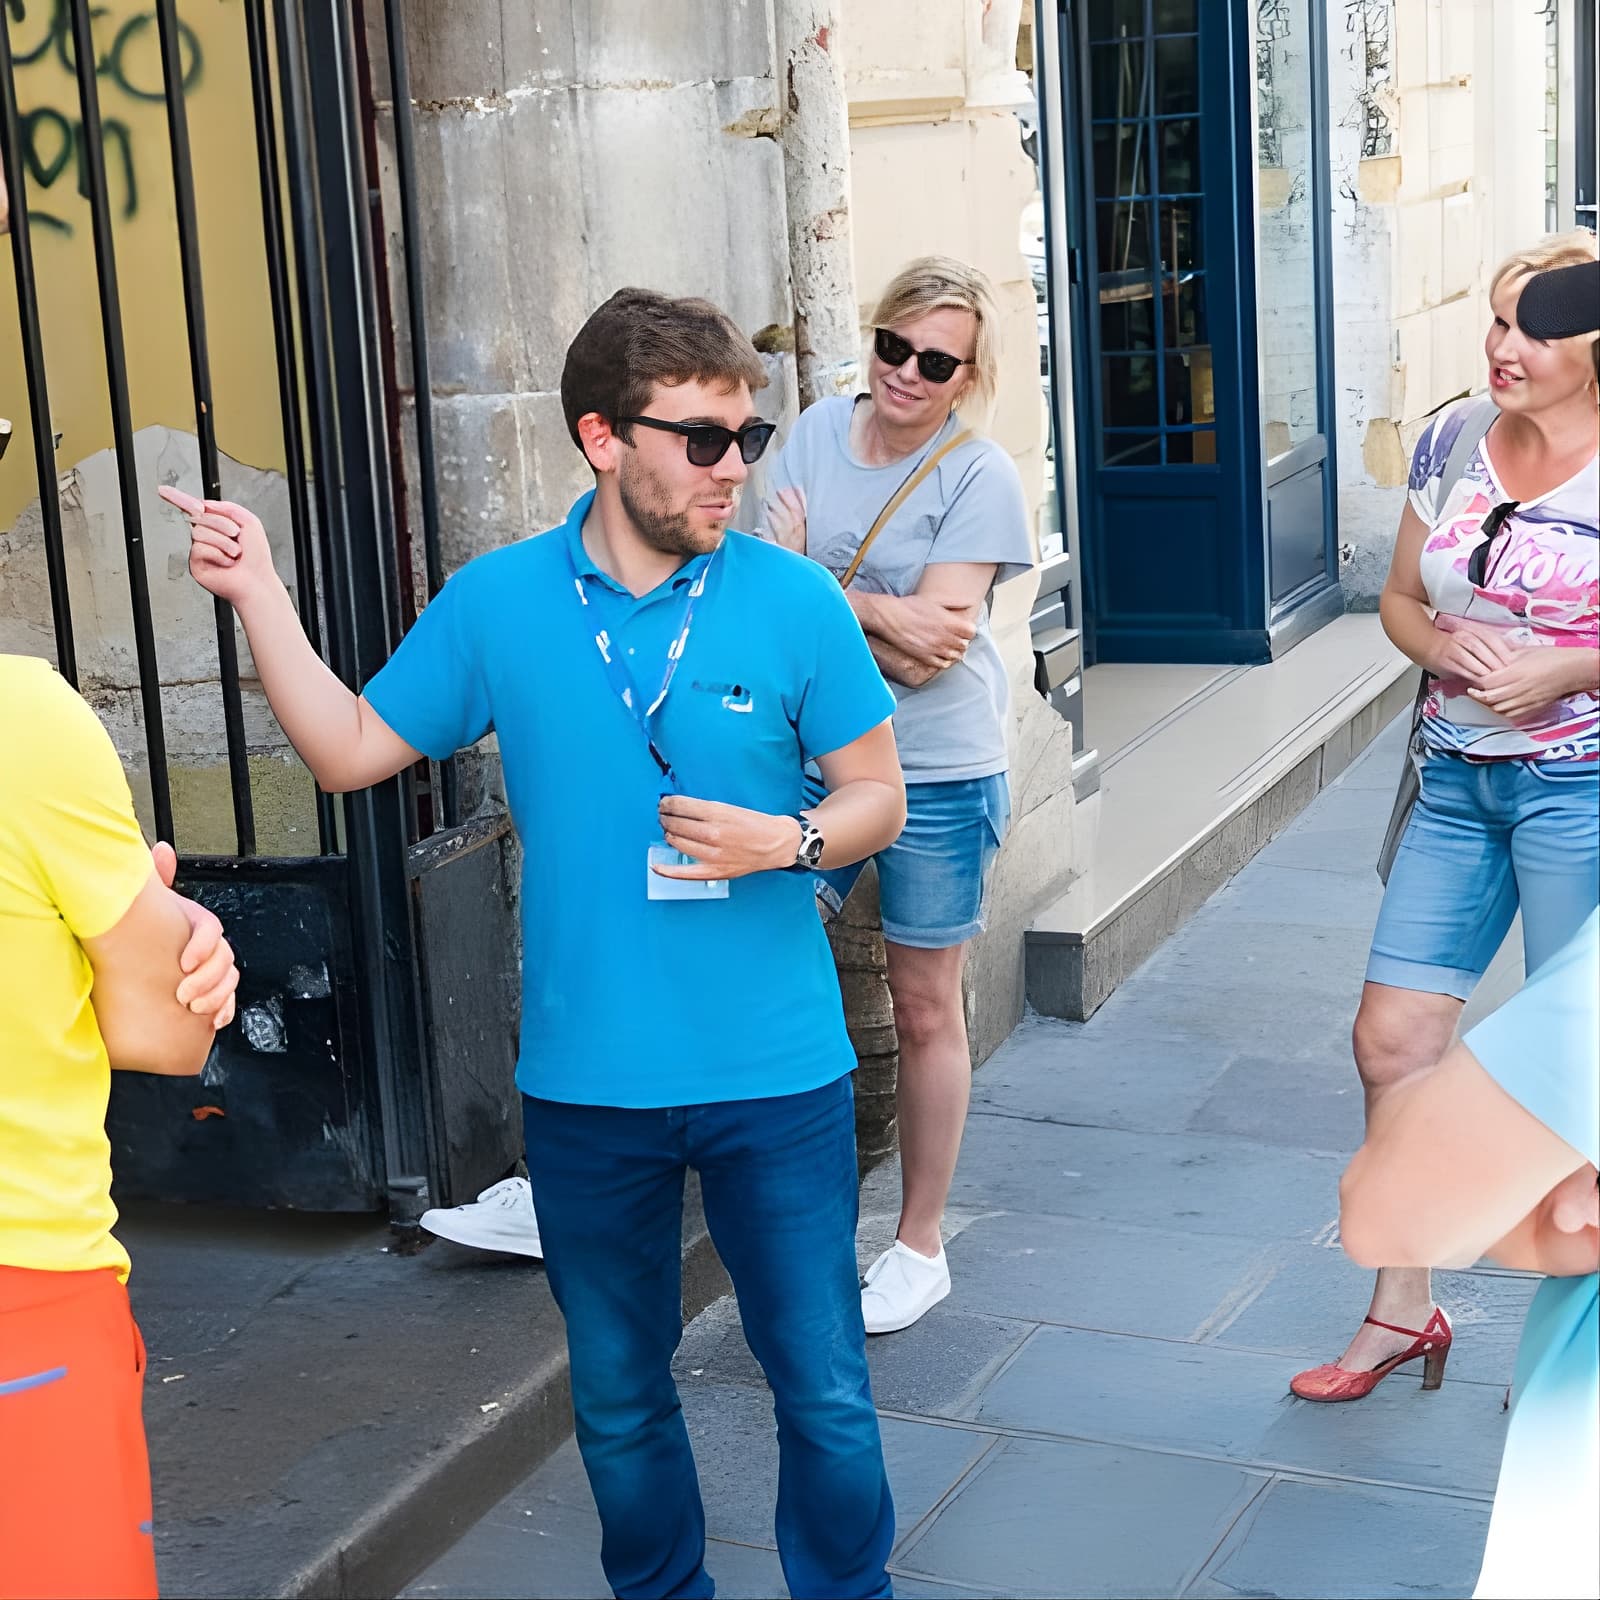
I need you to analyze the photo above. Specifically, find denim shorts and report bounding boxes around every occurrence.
[807,771,1011,950]
[1366,752,1600,998]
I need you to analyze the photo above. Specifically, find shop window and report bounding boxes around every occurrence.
[1086,0,1215,467]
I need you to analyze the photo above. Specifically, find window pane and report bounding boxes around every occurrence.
[1101,292,1157,352]
[1166,428,1217,465]
[1159,118,1200,192]
[1163,275,1207,348]
[1088,0,1146,43]
[1154,0,1197,32]
[1255,0,1324,458]
[1165,352,1214,426]
[1157,198,1202,272]
[1154,35,1198,114]
[1090,39,1149,123]
[1103,432,1162,467]
[1094,122,1151,199]
[1097,199,1153,275]
[1103,355,1160,427]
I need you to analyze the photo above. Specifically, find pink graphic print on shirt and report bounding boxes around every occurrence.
[1413,414,1598,763]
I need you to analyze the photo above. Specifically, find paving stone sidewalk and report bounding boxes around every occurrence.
[406,716,1531,1600]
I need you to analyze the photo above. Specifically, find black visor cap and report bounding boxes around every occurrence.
[1516,261,1600,341]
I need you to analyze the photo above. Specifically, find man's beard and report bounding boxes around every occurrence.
[617,458,727,556]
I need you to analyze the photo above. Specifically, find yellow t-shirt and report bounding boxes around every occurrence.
[1,655,155,1280]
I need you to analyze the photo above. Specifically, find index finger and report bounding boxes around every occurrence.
[651,859,725,881]
[179,914,223,974]
[1474,632,1517,668]
[658,795,725,820]
[158,484,204,516]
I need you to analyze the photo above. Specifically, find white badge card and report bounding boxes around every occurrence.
[646,842,730,901]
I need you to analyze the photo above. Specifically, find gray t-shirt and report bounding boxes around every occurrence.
[769,397,1034,782]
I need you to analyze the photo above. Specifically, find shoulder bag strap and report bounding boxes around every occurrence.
[1408,394,1499,715]
[840,428,977,589]
[1378,397,1499,884]
[1435,396,1499,511]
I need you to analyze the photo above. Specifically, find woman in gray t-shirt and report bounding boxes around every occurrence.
[764,256,1034,1335]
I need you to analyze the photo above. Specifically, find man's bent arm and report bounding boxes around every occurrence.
[810,720,906,866]
[165,489,421,792]
[84,870,221,1076]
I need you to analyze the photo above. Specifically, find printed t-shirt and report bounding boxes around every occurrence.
[0,655,154,1280]
[1409,399,1598,762]
[768,396,1034,781]
[363,492,897,1110]
[1467,909,1599,1600]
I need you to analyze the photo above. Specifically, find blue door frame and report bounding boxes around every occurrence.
[1045,0,1342,666]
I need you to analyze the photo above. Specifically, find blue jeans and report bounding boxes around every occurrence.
[1367,753,1600,997]
[523,1076,894,1600]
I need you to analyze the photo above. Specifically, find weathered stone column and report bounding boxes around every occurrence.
[774,0,861,406]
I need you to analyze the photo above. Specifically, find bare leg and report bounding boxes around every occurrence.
[883,940,970,1259]
[1336,982,1463,1373]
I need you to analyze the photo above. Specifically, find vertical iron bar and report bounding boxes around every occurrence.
[68,0,174,843]
[155,0,256,857]
[242,0,336,854]
[382,0,457,825]
[268,0,344,678]
[0,9,76,686]
[278,0,436,1216]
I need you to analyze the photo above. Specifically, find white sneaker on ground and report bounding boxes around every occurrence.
[860,1240,950,1334]
[419,1176,543,1259]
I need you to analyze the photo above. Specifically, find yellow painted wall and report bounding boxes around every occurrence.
[0,0,284,528]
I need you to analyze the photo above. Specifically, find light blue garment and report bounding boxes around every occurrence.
[768,396,1034,782]
[1367,752,1600,997]
[363,492,896,1109]
[808,772,1010,949]
[1465,909,1599,1599]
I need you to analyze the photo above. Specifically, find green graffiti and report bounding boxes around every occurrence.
[106,12,203,101]
[8,0,205,235]
[21,104,73,184]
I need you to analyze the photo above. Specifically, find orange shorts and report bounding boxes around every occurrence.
[0,1265,158,1600]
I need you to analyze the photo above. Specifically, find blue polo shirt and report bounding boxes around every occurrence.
[364,491,896,1109]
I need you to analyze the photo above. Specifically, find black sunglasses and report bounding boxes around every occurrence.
[873,327,974,386]
[1467,500,1521,587]
[616,415,776,468]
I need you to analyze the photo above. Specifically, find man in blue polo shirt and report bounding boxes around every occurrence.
[161,288,906,1600]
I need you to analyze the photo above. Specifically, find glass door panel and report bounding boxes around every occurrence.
[1085,0,1213,467]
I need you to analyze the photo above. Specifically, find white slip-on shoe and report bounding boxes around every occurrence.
[419,1175,543,1259]
[860,1240,950,1334]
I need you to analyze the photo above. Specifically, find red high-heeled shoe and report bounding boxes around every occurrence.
[1289,1308,1453,1403]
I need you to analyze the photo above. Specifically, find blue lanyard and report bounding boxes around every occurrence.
[568,536,722,794]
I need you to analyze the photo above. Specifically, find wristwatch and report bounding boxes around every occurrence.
[784,814,825,872]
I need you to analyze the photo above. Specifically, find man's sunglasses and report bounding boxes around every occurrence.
[1467,500,1521,587]
[616,415,776,467]
[873,327,974,386]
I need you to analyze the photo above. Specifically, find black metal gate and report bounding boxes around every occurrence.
[0,0,522,1219]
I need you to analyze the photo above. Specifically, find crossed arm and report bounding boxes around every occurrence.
[847,562,998,689]
[1381,502,1600,717]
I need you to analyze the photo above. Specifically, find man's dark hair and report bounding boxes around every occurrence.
[561,288,769,455]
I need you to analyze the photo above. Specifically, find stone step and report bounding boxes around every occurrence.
[1026,614,1415,1020]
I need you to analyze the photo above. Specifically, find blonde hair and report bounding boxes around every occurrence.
[1490,230,1600,383]
[869,255,1001,419]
